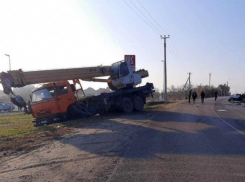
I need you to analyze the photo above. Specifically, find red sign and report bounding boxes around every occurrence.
[124,55,136,68]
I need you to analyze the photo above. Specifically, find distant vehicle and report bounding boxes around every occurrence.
[0,102,15,112]
[228,94,245,103]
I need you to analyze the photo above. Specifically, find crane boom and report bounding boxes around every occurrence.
[0,65,111,109]
[6,66,111,87]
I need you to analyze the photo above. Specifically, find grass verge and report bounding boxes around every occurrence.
[144,100,176,110]
[0,114,76,155]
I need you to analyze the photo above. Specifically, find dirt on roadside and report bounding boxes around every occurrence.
[0,101,181,158]
[0,101,183,182]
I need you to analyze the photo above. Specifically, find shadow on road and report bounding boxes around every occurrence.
[60,109,245,158]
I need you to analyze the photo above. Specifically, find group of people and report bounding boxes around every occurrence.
[188,90,218,103]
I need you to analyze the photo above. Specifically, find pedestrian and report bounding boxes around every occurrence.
[214,91,218,101]
[188,89,192,103]
[201,91,205,103]
[192,91,197,103]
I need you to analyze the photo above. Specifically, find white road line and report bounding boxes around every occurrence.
[213,102,245,136]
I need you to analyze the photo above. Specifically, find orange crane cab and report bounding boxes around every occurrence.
[30,81,76,122]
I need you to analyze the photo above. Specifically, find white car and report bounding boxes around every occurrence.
[0,102,15,112]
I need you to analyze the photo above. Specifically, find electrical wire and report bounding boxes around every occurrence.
[122,0,161,35]
[134,0,188,71]
[123,0,187,73]
[128,0,163,35]
[167,47,186,73]
[136,0,168,35]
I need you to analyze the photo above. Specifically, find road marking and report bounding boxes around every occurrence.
[217,110,226,112]
[213,103,245,136]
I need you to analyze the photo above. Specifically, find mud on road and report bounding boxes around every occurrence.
[0,102,179,182]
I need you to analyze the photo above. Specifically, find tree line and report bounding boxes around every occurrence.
[152,84,231,101]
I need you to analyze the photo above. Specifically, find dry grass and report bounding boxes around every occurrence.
[144,100,176,110]
[0,114,75,154]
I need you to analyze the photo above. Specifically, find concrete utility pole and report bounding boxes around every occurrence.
[209,73,211,88]
[227,78,231,87]
[4,54,11,70]
[224,83,226,96]
[227,78,231,95]
[160,35,170,103]
[161,60,164,100]
[188,72,191,90]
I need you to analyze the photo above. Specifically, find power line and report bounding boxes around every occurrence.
[122,0,161,35]
[167,45,186,71]
[134,0,188,70]
[123,0,188,72]
[136,0,168,35]
[169,40,188,70]
[129,0,163,34]
[167,47,185,73]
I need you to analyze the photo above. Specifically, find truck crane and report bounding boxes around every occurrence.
[0,56,154,126]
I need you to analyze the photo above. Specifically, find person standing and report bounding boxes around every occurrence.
[214,91,218,101]
[192,91,197,103]
[188,89,192,103]
[201,91,205,103]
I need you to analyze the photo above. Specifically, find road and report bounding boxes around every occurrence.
[1,97,245,182]
[0,111,23,116]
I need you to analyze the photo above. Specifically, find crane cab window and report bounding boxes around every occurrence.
[111,65,119,79]
[31,87,54,102]
[56,86,68,96]
[119,62,129,78]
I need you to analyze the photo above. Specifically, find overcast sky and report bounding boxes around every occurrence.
[0,0,244,93]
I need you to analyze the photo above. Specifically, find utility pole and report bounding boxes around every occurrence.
[188,72,191,90]
[209,73,211,88]
[181,74,190,99]
[227,78,231,95]
[161,60,164,101]
[4,54,11,70]
[160,35,170,103]
[224,84,226,96]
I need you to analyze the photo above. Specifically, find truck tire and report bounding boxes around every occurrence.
[67,103,93,120]
[132,96,144,111]
[120,97,133,113]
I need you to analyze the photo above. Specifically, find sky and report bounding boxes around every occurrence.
[0,0,245,94]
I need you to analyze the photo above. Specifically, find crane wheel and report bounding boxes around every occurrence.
[67,103,94,120]
[120,97,133,113]
[132,96,144,111]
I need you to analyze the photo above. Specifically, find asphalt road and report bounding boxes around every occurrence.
[0,111,23,115]
[1,97,245,182]
[109,97,245,182]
